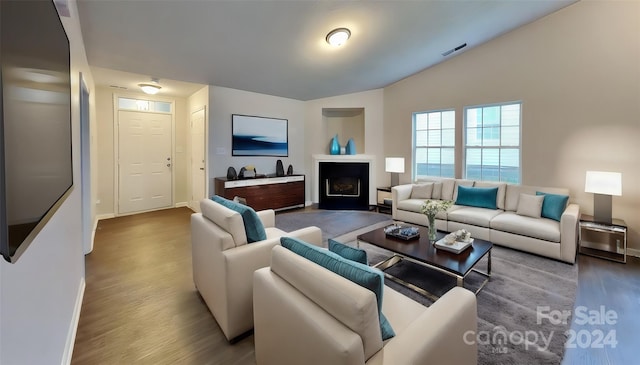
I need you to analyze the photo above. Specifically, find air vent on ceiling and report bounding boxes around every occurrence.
[109,85,128,90]
[442,43,467,57]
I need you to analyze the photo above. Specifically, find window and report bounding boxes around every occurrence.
[413,109,455,179]
[118,97,172,113]
[464,102,521,184]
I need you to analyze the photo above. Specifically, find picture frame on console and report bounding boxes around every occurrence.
[231,114,288,157]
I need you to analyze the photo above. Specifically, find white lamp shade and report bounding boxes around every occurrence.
[385,157,405,173]
[585,171,622,196]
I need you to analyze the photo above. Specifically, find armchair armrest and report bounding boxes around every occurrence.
[257,209,276,228]
[367,287,477,365]
[222,237,282,338]
[285,226,323,247]
[560,203,580,263]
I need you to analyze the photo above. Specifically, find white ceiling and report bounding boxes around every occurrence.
[78,0,576,100]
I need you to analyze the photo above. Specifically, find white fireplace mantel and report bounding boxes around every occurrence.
[312,154,377,204]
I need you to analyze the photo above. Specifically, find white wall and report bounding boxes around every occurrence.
[208,86,306,195]
[305,89,385,202]
[94,88,189,216]
[0,0,93,363]
[383,1,640,251]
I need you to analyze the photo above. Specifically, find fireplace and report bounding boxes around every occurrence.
[319,162,369,210]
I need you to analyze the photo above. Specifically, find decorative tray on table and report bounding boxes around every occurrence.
[434,229,474,254]
[384,223,420,240]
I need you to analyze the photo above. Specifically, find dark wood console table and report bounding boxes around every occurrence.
[214,175,305,211]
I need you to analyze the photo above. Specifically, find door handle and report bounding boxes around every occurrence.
[199,168,204,170]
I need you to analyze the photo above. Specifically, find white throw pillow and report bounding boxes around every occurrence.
[410,183,433,199]
[516,193,544,218]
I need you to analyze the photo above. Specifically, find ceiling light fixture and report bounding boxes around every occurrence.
[326,28,351,47]
[139,78,162,95]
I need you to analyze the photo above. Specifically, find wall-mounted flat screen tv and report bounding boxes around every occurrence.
[232,114,288,157]
[0,0,73,263]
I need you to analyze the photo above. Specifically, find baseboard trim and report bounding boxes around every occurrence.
[96,213,115,221]
[627,248,640,258]
[61,278,85,365]
[175,201,189,208]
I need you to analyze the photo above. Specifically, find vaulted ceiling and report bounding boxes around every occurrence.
[78,0,576,100]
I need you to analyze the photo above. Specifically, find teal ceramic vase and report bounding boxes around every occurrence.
[330,135,340,155]
[345,138,356,155]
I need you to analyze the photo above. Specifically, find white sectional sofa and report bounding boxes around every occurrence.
[392,178,580,263]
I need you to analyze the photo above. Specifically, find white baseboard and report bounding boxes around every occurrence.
[61,278,85,365]
[96,213,115,221]
[627,248,640,258]
[175,201,188,208]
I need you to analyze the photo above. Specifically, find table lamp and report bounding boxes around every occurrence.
[385,157,405,187]
[584,171,622,224]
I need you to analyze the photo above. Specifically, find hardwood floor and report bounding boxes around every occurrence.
[72,207,640,365]
[562,254,640,365]
[71,208,256,365]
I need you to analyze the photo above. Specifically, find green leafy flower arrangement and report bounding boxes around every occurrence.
[420,200,453,220]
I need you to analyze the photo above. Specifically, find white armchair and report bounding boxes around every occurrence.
[191,199,322,341]
[253,245,478,365]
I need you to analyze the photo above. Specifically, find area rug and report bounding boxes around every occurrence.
[275,209,392,242]
[332,227,578,365]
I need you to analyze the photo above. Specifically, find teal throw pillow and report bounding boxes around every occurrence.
[281,237,395,340]
[455,186,498,210]
[536,192,569,222]
[328,239,368,265]
[211,195,267,243]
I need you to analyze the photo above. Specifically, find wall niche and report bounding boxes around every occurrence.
[322,108,365,154]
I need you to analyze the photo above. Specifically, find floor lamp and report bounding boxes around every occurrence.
[385,157,405,187]
[584,171,622,224]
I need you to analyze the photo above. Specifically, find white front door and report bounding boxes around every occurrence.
[118,110,172,214]
[190,108,206,212]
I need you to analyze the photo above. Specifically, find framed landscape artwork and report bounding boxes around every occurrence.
[232,114,288,157]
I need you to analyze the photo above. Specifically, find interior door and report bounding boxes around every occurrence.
[118,110,172,214]
[190,108,206,212]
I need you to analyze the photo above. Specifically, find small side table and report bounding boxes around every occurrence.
[579,214,627,263]
[376,187,392,214]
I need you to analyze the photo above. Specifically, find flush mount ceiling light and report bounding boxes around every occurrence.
[139,78,162,94]
[326,28,351,46]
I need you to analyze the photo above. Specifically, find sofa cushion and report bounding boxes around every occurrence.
[505,184,570,212]
[440,179,457,200]
[474,181,507,210]
[536,192,569,222]
[453,179,475,201]
[447,206,503,227]
[280,237,395,341]
[516,193,544,218]
[455,186,499,210]
[410,183,433,199]
[212,195,267,243]
[328,239,368,265]
[431,182,443,200]
[201,198,248,246]
[490,211,561,242]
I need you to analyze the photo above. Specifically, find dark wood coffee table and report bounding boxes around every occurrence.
[357,225,491,301]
